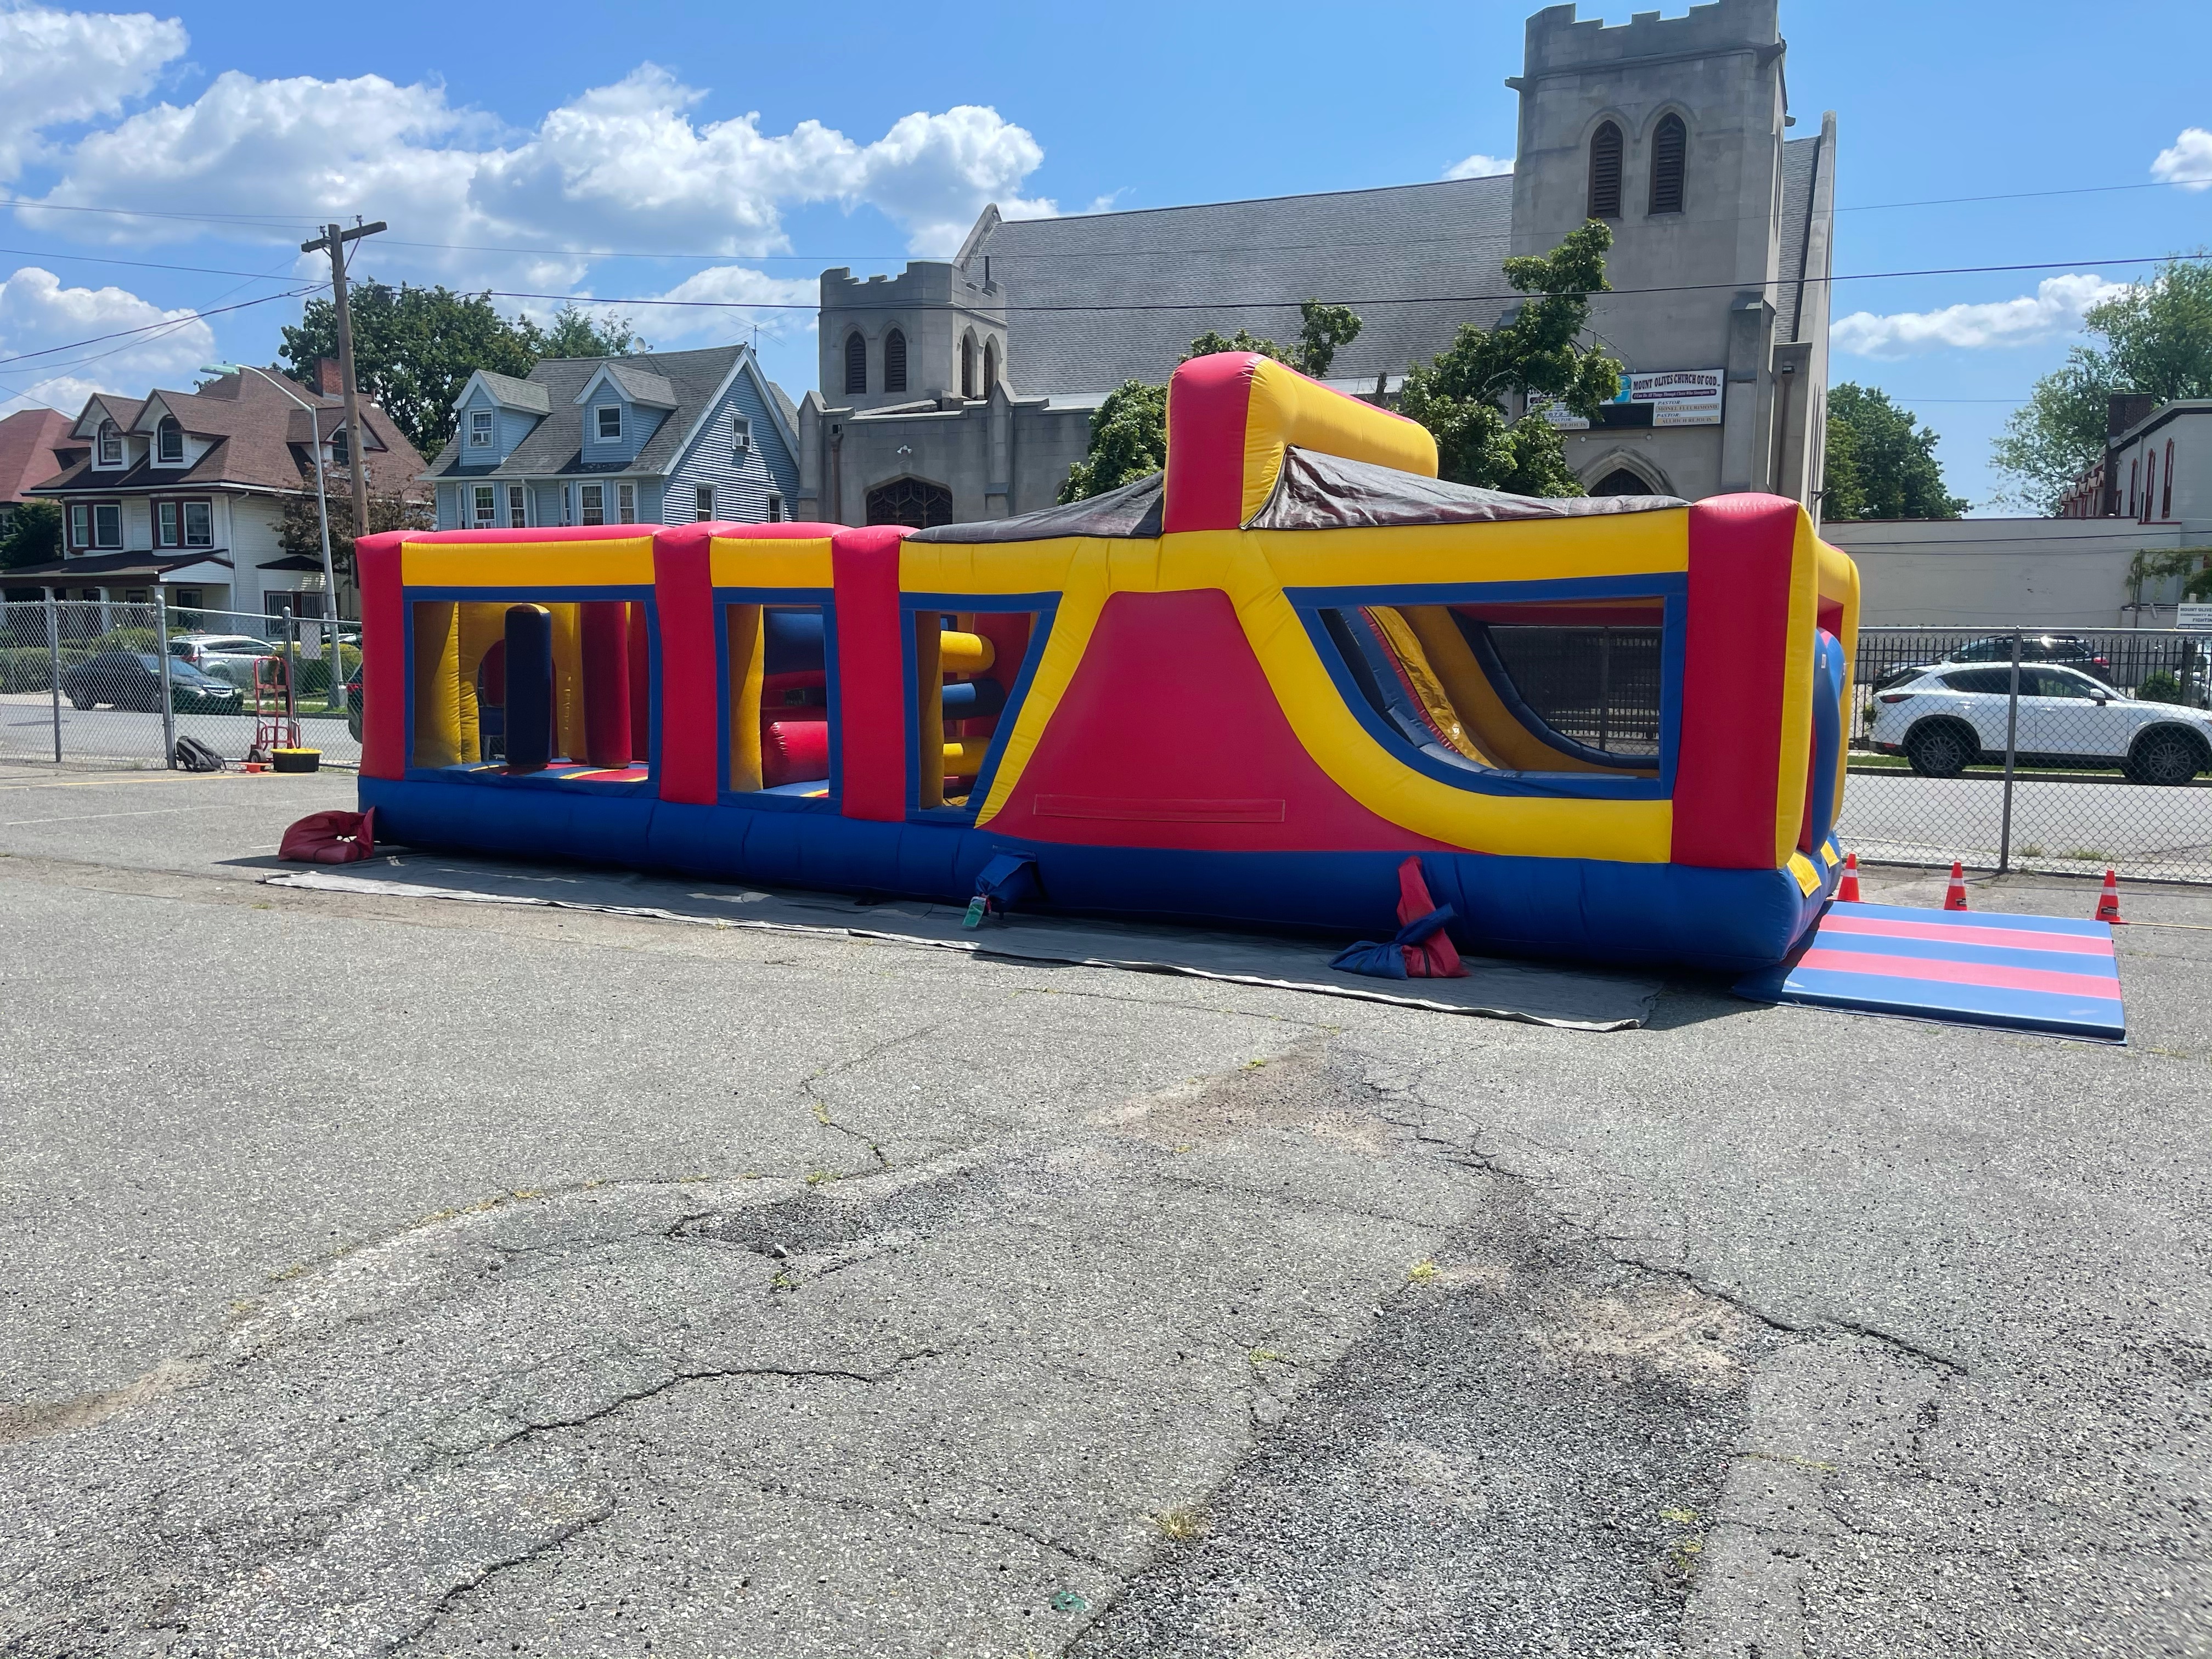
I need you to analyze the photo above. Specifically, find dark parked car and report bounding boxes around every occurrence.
[1874,634,2114,692]
[345,667,363,741]
[60,652,245,714]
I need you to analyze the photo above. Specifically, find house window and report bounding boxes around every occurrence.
[695,484,715,522]
[183,501,212,547]
[97,421,123,466]
[173,588,202,610]
[983,338,998,396]
[2143,452,2156,523]
[844,332,867,396]
[473,484,497,527]
[156,416,184,464]
[158,501,180,547]
[2163,439,2174,519]
[507,485,527,527]
[733,414,751,456]
[884,329,907,393]
[596,405,622,443]
[1588,121,1624,218]
[1649,112,1686,215]
[469,409,494,448]
[961,334,976,399]
[2129,459,2138,515]
[617,482,636,523]
[69,503,90,548]
[580,483,606,526]
[330,427,349,467]
[767,491,784,522]
[92,503,121,548]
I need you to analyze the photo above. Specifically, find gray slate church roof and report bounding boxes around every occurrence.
[960,140,1824,395]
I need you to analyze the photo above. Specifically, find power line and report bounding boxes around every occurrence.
[0,246,309,281]
[0,195,323,230]
[476,252,2197,315]
[0,286,318,369]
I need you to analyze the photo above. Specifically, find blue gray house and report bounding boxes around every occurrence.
[421,345,800,531]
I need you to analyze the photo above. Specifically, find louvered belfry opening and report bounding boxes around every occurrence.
[844,332,867,395]
[1587,121,1624,219]
[885,329,908,393]
[1649,113,1686,215]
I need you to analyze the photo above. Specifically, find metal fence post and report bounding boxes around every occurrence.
[154,590,177,769]
[43,587,61,764]
[1997,628,2022,874]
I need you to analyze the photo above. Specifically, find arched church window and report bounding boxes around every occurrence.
[884,329,907,394]
[2163,439,2174,519]
[844,332,867,396]
[1591,467,1656,497]
[1587,121,1623,219]
[961,334,977,399]
[983,337,998,396]
[866,476,953,529]
[1649,113,1686,215]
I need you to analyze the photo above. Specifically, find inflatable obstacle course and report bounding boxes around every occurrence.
[354,351,1863,973]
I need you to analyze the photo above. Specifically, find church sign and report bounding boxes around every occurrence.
[1531,369,1727,430]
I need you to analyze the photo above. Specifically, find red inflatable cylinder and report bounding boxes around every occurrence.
[627,601,650,762]
[581,600,631,767]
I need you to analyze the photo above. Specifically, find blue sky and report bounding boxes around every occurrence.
[1,0,2206,509]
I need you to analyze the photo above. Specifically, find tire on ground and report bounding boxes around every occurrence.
[2123,725,2209,787]
[1904,717,1977,779]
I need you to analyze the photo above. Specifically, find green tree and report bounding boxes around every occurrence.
[277,489,435,578]
[281,287,650,458]
[1991,256,2212,512]
[1059,380,1169,502]
[0,499,62,573]
[1061,303,1366,502]
[1396,221,1624,495]
[1821,384,1965,520]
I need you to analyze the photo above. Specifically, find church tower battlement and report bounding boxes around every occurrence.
[817,262,1007,413]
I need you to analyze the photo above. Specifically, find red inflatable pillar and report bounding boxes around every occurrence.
[831,525,910,820]
[627,601,651,762]
[580,600,631,767]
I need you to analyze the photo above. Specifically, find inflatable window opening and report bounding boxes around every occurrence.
[357,352,1860,972]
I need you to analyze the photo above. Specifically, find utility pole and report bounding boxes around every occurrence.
[301,220,387,579]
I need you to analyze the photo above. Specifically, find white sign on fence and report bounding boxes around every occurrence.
[2178,603,2212,634]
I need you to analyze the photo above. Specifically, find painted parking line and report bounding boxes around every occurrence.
[0,805,242,827]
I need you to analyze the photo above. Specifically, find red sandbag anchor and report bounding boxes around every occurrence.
[279,808,376,865]
[1395,856,1465,979]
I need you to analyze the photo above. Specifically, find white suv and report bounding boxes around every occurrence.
[1869,663,2212,786]
[168,633,278,687]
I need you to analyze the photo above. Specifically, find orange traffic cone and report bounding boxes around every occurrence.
[1943,862,1969,911]
[1838,852,1861,904]
[2095,868,2123,924]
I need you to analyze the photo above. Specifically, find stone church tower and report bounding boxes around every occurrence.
[1508,0,1834,503]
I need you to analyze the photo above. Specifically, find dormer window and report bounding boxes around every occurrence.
[596,405,622,443]
[330,428,349,467]
[97,420,122,466]
[156,416,184,464]
[469,409,494,449]
[732,414,751,457]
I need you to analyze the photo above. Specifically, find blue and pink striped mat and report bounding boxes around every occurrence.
[1735,900,2125,1042]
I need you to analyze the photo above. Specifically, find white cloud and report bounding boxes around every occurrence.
[1831,273,2134,359]
[20,58,1054,269]
[634,264,820,343]
[0,4,185,180]
[2151,127,2212,191]
[1444,153,1513,180]
[0,264,215,416]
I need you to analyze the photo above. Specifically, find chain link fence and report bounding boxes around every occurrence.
[0,598,359,770]
[1842,627,2212,885]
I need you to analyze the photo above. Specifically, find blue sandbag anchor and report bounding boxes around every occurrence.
[963,853,1043,928]
[1330,904,1457,980]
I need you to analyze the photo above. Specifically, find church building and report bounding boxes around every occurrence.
[795,0,1835,527]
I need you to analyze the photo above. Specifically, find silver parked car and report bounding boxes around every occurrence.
[168,633,278,687]
[1869,663,2212,786]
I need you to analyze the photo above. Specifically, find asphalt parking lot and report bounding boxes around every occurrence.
[1,761,2208,1658]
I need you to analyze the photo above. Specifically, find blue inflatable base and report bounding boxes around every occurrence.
[360,777,1834,974]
